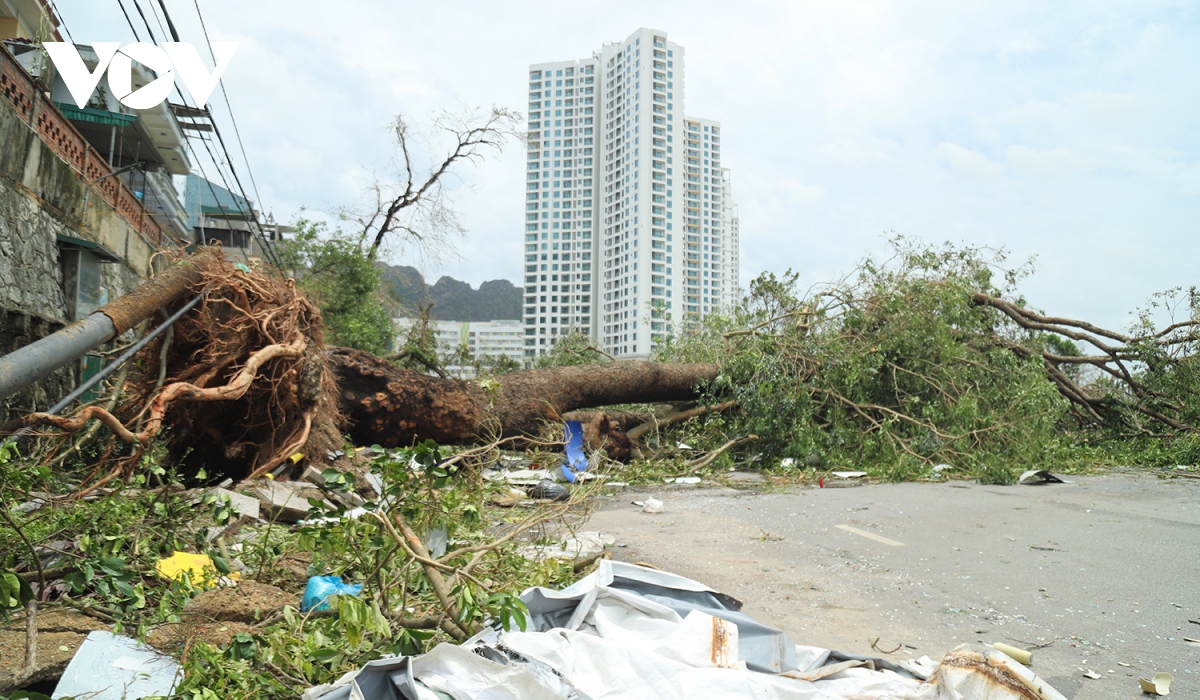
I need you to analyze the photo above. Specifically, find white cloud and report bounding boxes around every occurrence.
[935,142,1003,179]
[57,0,1200,331]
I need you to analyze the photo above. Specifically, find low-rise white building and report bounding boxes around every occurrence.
[394,318,525,378]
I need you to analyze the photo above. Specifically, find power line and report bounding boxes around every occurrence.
[155,0,181,42]
[143,0,172,48]
[108,0,280,267]
[153,0,280,268]
[190,0,264,214]
[114,0,141,42]
[46,0,74,44]
[127,0,157,43]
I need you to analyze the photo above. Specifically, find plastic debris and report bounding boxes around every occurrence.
[53,631,180,700]
[527,479,570,501]
[518,531,614,563]
[561,420,590,482]
[830,471,867,479]
[1018,469,1072,484]
[992,641,1032,665]
[155,551,239,587]
[642,497,664,514]
[306,561,1067,700]
[674,476,702,485]
[1082,669,1102,679]
[301,575,363,612]
[1140,672,1173,695]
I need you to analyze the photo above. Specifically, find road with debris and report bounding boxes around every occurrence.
[586,469,1200,699]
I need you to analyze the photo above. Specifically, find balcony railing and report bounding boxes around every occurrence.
[0,44,164,247]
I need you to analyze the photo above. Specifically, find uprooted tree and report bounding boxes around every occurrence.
[4,238,1198,488]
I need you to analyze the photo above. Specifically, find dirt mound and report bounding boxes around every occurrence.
[185,580,299,623]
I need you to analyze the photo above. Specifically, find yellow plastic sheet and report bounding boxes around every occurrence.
[155,551,239,588]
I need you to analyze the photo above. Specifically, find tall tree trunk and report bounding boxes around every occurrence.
[328,347,718,447]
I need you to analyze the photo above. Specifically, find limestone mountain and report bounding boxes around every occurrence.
[379,263,522,321]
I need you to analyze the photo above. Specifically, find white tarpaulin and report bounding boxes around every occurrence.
[308,561,1066,700]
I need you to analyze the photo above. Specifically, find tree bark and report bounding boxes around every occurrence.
[328,347,719,447]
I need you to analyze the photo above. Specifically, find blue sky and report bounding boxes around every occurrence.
[60,0,1199,332]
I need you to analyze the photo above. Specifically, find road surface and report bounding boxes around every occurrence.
[585,469,1200,699]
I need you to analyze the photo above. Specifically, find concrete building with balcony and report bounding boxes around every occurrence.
[0,4,195,421]
[520,28,739,361]
[185,174,284,265]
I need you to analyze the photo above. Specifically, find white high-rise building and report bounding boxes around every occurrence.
[520,28,739,362]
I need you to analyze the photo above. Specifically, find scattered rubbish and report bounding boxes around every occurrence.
[933,463,955,472]
[1018,469,1073,485]
[1082,669,1102,679]
[254,479,330,523]
[673,476,702,485]
[780,458,795,467]
[325,449,345,461]
[308,561,1067,700]
[155,551,238,587]
[301,575,363,612]
[870,636,903,654]
[52,631,180,700]
[483,467,554,485]
[561,420,590,483]
[642,497,664,514]
[992,642,1032,665]
[210,487,260,520]
[677,441,694,450]
[518,531,614,564]
[896,655,937,680]
[1183,637,1200,648]
[1139,672,1173,695]
[835,524,904,547]
[1118,662,1131,667]
[830,471,867,479]
[422,526,448,559]
[526,479,569,501]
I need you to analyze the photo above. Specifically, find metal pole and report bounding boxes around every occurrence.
[0,248,219,402]
[8,294,203,441]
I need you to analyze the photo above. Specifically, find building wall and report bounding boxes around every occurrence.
[520,57,599,361]
[522,28,739,362]
[395,318,526,379]
[0,55,165,422]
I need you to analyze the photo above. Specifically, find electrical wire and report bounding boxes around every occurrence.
[155,0,281,268]
[46,0,74,44]
[114,0,142,42]
[109,0,281,267]
[190,0,264,215]
[128,0,158,43]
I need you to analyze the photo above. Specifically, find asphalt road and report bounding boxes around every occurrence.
[585,469,1200,699]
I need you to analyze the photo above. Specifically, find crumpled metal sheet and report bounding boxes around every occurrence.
[307,561,1067,700]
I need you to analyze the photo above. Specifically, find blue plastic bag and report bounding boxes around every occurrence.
[301,575,363,612]
[561,420,589,483]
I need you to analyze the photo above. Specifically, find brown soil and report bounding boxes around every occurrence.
[184,580,298,623]
[146,620,257,653]
[0,609,109,688]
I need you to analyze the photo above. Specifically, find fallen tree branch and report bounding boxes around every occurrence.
[686,435,757,473]
[627,401,740,442]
